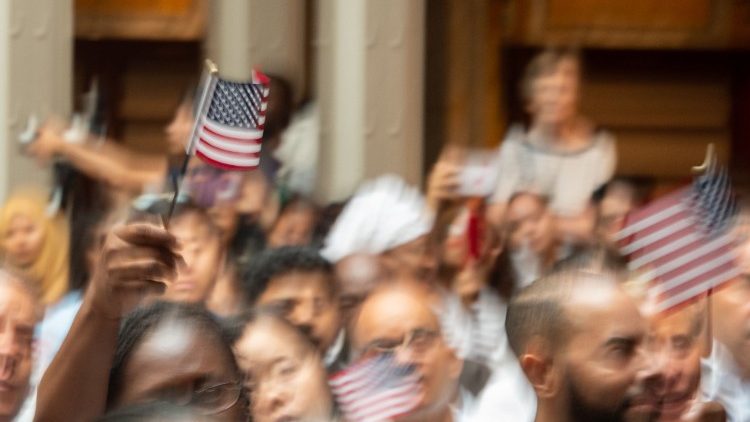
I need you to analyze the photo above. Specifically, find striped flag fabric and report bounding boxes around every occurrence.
[191,69,270,171]
[615,162,740,313]
[329,353,422,422]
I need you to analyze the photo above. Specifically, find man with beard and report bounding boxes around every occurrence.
[505,269,662,422]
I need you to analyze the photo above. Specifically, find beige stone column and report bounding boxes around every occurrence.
[315,0,426,202]
[0,0,72,201]
[207,0,307,101]
[208,0,253,80]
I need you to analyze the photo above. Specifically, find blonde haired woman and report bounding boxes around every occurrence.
[0,189,69,304]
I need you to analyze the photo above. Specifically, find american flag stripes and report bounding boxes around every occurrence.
[329,354,422,422]
[190,69,270,171]
[616,162,740,313]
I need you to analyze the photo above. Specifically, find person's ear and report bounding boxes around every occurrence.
[520,337,560,398]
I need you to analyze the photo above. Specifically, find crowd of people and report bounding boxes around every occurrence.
[1,48,749,422]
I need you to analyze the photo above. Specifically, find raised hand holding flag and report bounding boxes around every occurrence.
[189,69,270,170]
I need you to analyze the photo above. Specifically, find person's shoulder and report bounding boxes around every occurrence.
[590,126,616,148]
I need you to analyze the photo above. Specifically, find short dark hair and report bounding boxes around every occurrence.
[505,270,619,357]
[591,176,652,206]
[263,75,294,140]
[240,246,333,305]
[107,302,239,406]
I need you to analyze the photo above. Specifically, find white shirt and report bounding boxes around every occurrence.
[490,124,616,216]
[701,340,750,422]
[440,288,508,368]
[452,387,478,422]
[16,291,83,422]
[470,351,537,422]
[324,329,346,369]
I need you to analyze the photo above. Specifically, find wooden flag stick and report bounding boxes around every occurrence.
[692,143,717,360]
[692,143,715,175]
[164,60,219,227]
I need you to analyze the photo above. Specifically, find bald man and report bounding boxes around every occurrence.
[0,270,41,422]
[505,270,662,422]
[349,280,468,422]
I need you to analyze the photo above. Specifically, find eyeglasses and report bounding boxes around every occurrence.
[174,381,243,415]
[362,328,440,358]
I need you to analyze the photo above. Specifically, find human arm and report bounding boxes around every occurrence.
[27,125,166,193]
[425,145,464,212]
[34,223,179,422]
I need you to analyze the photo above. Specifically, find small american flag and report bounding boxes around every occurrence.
[329,354,422,422]
[616,162,740,313]
[191,69,270,171]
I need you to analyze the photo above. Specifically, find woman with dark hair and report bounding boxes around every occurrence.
[266,195,320,249]
[225,310,337,422]
[106,302,246,419]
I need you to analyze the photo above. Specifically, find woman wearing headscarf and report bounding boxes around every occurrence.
[0,189,69,305]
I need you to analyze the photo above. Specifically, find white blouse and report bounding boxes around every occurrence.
[490,124,617,217]
[701,340,750,422]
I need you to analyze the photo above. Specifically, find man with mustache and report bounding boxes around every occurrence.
[349,279,468,422]
[505,269,663,422]
[0,270,41,422]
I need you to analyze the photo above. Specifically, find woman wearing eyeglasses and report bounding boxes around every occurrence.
[226,310,338,422]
